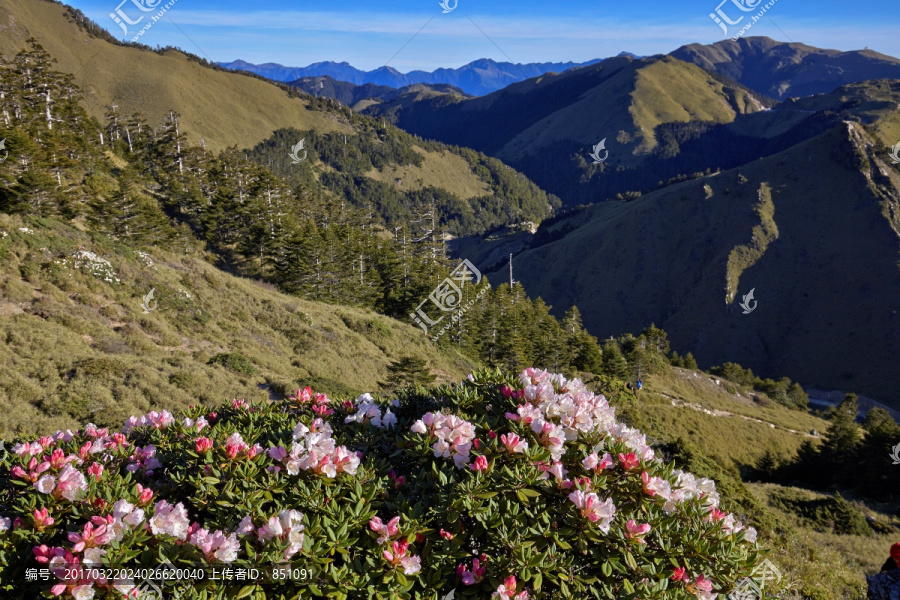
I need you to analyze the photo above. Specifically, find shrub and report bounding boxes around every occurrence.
[0,369,762,599]
[767,489,872,536]
[208,352,257,376]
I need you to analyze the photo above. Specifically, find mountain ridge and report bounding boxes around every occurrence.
[670,36,900,100]
[216,56,610,96]
[490,120,900,407]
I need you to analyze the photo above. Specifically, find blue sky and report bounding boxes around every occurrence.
[77,0,900,71]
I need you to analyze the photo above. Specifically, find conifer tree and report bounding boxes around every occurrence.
[380,356,436,392]
[822,393,862,462]
[601,340,629,380]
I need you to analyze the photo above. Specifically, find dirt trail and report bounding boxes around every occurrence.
[651,390,818,439]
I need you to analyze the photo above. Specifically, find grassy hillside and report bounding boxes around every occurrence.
[0,212,472,439]
[494,122,900,408]
[626,367,827,470]
[780,79,900,147]
[0,0,347,153]
[365,54,772,206]
[499,55,765,162]
[0,0,550,225]
[671,36,900,100]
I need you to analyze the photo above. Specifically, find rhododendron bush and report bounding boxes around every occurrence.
[0,369,763,599]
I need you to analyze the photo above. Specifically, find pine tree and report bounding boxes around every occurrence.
[601,340,629,380]
[822,393,862,462]
[682,352,699,370]
[380,356,436,392]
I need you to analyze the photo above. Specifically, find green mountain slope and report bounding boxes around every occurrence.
[0,0,556,233]
[491,122,900,407]
[0,211,472,439]
[364,54,770,206]
[670,37,900,100]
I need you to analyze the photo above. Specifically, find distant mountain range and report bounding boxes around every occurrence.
[289,76,470,111]
[215,56,639,96]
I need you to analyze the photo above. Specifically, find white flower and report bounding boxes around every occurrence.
[400,555,421,575]
[83,547,106,565]
[35,475,56,494]
[411,420,427,434]
[0,516,10,533]
[744,527,758,543]
[149,501,191,540]
[71,584,95,600]
[382,409,397,429]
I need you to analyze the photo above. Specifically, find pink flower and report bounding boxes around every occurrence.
[688,574,716,600]
[48,448,71,470]
[189,528,240,563]
[439,529,454,540]
[568,491,616,532]
[369,516,401,544]
[707,508,727,523]
[389,470,405,488]
[223,433,249,460]
[470,455,489,473]
[33,545,65,564]
[289,387,314,404]
[87,463,103,481]
[55,465,87,501]
[457,555,487,585]
[625,519,651,543]
[493,575,529,599]
[33,508,55,531]
[671,566,688,582]
[232,398,248,410]
[68,521,109,552]
[236,516,254,536]
[136,484,154,505]
[618,452,639,470]
[312,404,334,417]
[382,539,422,574]
[693,575,713,593]
[500,433,528,454]
[195,437,213,454]
[267,446,287,462]
[583,452,614,473]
